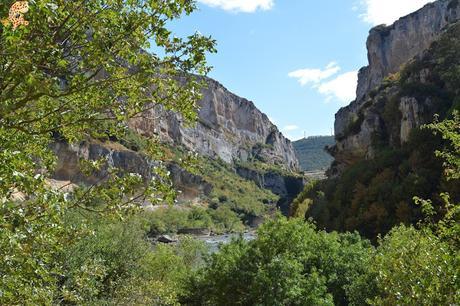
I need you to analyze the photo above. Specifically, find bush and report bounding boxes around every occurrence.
[59,215,208,304]
[146,205,244,235]
[209,205,245,233]
[349,225,459,305]
[183,217,373,305]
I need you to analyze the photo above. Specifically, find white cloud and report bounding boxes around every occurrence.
[359,0,433,25]
[281,125,304,141]
[285,131,305,141]
[288,62,340,86]
[283,132,303,141]
[318,71,358,104]
[198,0,274,13]
[289,63,358,104]
[282,125,299,132]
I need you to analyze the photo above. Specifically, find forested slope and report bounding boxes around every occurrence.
[293,136,334,171]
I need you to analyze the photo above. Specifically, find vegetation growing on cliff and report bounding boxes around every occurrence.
[200,158,279,223]
[301,23,460,239]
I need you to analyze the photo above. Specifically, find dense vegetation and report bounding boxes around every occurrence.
[293,136,335,171]
[185,110,460,305]
[1,0,459,305]
[183,212,459,305]
[297,23,460,239]
[54,214,208,304]
[199,158,279,224]
[0,0,215,303]
[184,217,373,305]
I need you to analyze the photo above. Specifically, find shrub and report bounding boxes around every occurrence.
[349,226,459,305]
[183,217,373,305]
[59,215,208,304]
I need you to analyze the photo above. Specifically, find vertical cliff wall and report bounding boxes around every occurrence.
[332,0,460,173]
[129,77,299,171]
[356,0,460,101]
[53,77,302,214]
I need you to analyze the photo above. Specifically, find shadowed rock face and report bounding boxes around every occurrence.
[235,166,305,215]
[331,0,460,174]
[52,140,213,202]
[129,77,299,171]
[52,141,154,184]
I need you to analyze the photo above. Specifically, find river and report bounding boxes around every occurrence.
[194,232,256,253]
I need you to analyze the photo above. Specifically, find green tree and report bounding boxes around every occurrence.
[0,0,215,303]
[59,215,208,304]
[184,217,373,306]
[426,110,460,181]
[348,111,460,305]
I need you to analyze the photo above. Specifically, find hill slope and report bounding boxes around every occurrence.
[293,136,334,171]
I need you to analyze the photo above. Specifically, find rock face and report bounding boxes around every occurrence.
[331,0,460,174]
[356,0,460,101]
[129,77,299,171]
[235,166,305,215]
[52,77,301,207]
[52,140,154,184]
[167,163,213,201]
[52,140,212,202]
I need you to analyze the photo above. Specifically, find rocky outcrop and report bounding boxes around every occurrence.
[167,163,212,201]
[356,0,460,101]
[235,166,305,215]
[337,0,460,140]
[52,140,154,184]
[52,140,212,201]
[399,96,426,143]
[52,77,300,206]
[129,77,299,171]
[331,0,460,174]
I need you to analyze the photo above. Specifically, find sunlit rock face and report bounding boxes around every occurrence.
[52,77,300,205]
[129,77,299,171]
[331,0,460,175]
[356,0,460,101]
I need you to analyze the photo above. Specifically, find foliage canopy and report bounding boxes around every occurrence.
[0,0,215,303]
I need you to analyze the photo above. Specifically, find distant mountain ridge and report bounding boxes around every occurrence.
[293,136,334,171]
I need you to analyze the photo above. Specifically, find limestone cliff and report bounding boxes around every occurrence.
[307,17,460,238]
[52,77,302,214]
[129,77,299,171]
[331,0,460,174]
[356,0,460,101]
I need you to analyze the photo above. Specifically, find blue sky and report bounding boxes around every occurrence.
[170,0,433,140]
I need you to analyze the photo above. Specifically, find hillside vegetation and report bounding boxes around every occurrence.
[293,136,335,171]
[296,22,460,239]
[1,0,459,305]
